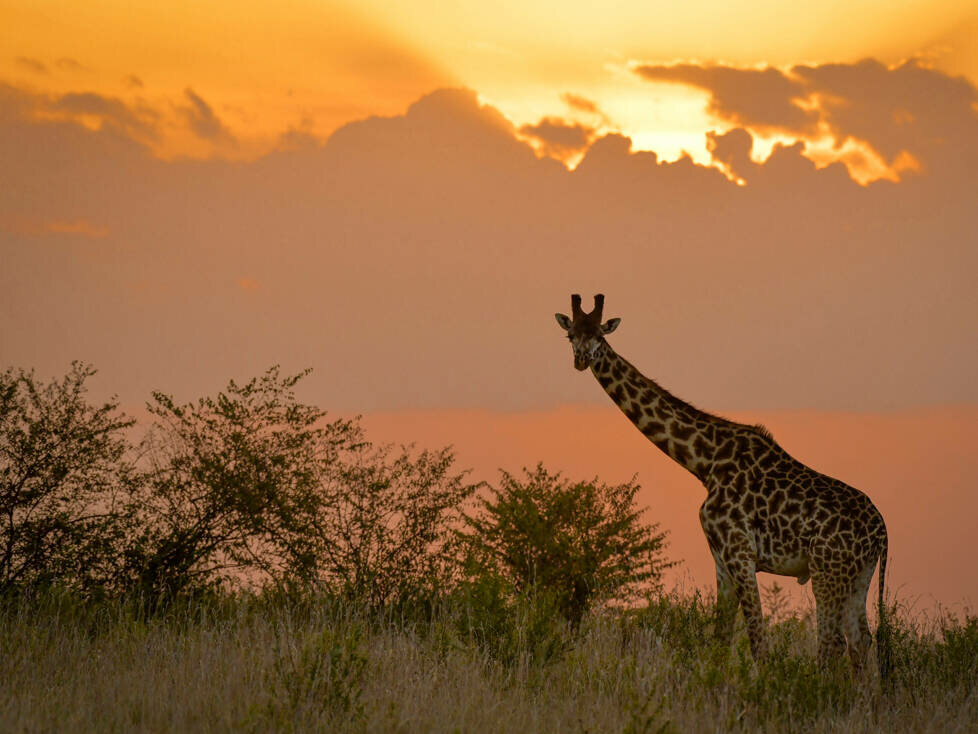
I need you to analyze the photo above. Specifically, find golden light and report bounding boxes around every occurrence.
[2,0,974,169]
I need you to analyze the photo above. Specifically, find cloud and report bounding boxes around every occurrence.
[14,57,89,76]
[0,82,248,156]
[561,92,601,115]
[791,58,978,169]
[55,58,88,73]
[705,128,757,180]
[634,62,816,133]
[1,216,109,239]
[0,81,975,419]
[53,91,160,142]
[633,58,978,176]
[15,57,48,75]
[560,92,612,126]
[180,88,233,142]
[519,117,595,158]
[125,75,144,89]
[39,218,109,238]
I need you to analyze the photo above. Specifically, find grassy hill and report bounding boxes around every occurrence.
[2,590,975,733]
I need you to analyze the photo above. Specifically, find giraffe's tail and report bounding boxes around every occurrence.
[875,531,892,687]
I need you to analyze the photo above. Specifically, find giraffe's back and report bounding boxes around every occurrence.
[701,431,887,580]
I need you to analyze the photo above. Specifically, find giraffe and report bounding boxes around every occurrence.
[555,294,889,676]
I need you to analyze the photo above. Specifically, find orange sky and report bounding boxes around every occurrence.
[3,1,977,610]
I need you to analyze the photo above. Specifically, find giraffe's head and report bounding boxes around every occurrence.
[555,293,621,371]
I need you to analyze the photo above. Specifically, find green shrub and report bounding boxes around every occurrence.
[450,573,570,668]
[128,366,354,599]
[459,464,674,627]
[258,620,368,728]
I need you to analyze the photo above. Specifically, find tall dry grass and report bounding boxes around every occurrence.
[1,590,975,733]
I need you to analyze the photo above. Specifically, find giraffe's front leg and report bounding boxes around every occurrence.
[723,549,767,662]
[733,571,767,661]
[710,552,737,645]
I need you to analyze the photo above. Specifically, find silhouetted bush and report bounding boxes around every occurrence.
[126,366,477,605]
[126,367,361,599]
[0,363,135,595]
[310,440,478,607]
[3,364,666,619]
[459,464,674,626]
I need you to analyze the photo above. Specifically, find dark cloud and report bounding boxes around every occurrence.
[634,58,978,175]
[0,82,974,417]
[559,92,612,126]
[15,57,48,75]
[634,63,816,133]
[561,92,601,115]
[791,58,978,169]
[125,75,144,89]
[53,91,160,142]
[519,117,595,157]
[706,128,757,180]
[55,58,88,72]
[180,88,233,142]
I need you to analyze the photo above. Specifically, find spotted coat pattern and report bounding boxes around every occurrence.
[556,295,889,674]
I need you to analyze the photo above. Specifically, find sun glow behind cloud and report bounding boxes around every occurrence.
[2,0,975,179]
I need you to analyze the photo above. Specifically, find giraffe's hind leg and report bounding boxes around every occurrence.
[843,561,876,676]
[811,572,847,668]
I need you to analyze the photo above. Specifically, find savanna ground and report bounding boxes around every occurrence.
[2,589,976,733]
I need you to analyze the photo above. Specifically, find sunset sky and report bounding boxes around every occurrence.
[3,1,977,610]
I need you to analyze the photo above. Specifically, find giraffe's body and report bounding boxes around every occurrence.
[556,294,889,675]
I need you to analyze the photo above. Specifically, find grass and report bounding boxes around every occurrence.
[1,590,976,733]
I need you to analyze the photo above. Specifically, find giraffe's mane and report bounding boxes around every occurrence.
[612,346,775,442]
[660,384,774,441]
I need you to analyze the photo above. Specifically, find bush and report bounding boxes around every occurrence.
[449,572,571,668]
[311,441,478,607]
[460,464,673,626]
[127,366,477,606]
[0,363,135,595]
[126,366,357,599]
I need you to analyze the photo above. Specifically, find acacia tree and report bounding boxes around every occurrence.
[0,361,479,603]
[310,441,478,606]
[128,366,361,598]
[460,464,674,626]
[129,366,476,604]
[0,363,134,594]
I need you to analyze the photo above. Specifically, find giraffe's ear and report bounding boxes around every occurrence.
[601,318,621,334]
[555,313,572,331]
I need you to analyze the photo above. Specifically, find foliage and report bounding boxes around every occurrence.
[126,366,359,599]
[0,363,134,595]
[460,464,674,626]
[310,441,478,607]
[449,572,571,668]
[886,602,978,699]
[633,589,719,663]
[256,618,368,729]
[125,365,477,606]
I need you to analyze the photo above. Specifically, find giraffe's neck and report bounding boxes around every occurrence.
[590,341,731,480]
